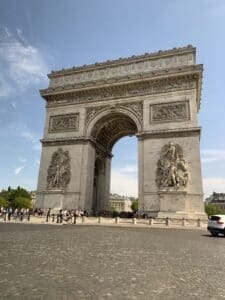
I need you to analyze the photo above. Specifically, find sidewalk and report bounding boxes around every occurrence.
[0,216,208,230]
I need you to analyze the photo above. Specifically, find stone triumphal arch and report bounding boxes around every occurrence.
[36,45,205,218]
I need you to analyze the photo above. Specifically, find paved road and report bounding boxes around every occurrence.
[0,223,224,300]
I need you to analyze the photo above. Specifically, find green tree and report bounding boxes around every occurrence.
[205,203,223,217]
[0,197,8,208]
[14,197,31,209]
[1,186,31,208]
[131,199,138,213]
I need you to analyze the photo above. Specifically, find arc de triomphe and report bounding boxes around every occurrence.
[36,45,206,218]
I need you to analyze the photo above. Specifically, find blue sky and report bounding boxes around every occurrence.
[0,0,225,198]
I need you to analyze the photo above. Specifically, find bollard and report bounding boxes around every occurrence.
[132,217,136,225]
[165,217,170,226]
[82,216,86,224]
[182,218,186,227]
[197,218,201,227]
[115,217,119,224]
[149,217,154,226]
[98,216,102,224]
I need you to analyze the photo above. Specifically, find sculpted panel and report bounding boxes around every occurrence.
[150,101,189,123]
[49,114,79,133]
[156,142,188,189]
[86,101,143,125]
[47,148,71,190]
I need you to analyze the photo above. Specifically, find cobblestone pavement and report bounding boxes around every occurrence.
[0,223,225,300]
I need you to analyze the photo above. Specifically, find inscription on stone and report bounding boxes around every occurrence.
[49,114,79,133]
[150,101,189,123]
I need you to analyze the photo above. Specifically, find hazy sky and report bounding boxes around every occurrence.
[0,0,225,198]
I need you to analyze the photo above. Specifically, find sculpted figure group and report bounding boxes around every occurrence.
[156,142,188,189]
[47,148,71,189]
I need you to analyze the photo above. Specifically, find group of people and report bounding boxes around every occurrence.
[45,208,86,224]
[0,207,32,221]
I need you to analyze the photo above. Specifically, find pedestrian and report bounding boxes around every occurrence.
[52,213,55,222]
[27,209,31,221]
[3,207,7,221]
[46,208,51,222]
[59,209,63,223]
[20,209,24,221]
[7,207,12,221]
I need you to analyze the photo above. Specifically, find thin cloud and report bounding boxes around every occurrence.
[113,164,137,174]
[203,177,225,198]
[111,168,138,197]
[14,166,24,175]
[32,143,41,151]
[21,130,36,143]
[18,157,27,163]
[0,27,50,98]
[201,149,225,163]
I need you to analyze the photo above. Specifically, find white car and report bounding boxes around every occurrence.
[207,214,225,236]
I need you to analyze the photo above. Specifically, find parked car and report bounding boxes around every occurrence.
[207,215,225,236]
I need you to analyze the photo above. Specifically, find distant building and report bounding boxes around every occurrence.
[205,192,225,209]
[108,194,133,212]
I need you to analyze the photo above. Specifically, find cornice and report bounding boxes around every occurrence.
[136,127,201,140]
[41,137,112,157]
[41,65,202,96]
[48,45,195,77]
[41,65,202,111]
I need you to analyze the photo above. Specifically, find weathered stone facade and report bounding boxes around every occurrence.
[36,45,206,218]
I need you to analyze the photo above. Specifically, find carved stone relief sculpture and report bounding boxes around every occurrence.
[156,142,188,189]
[150,101,189,123]
[47,148,71,189]
[49,113,79,133]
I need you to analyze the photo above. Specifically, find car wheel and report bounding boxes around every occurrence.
[211,231,219,237]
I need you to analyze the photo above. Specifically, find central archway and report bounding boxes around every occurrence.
[86,109,141,212]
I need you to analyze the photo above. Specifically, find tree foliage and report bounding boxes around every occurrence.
[14,197,31,209]
[131,199,138,212]
[205,203,225,217]
[0,197,8,208]
[0,186,31,208]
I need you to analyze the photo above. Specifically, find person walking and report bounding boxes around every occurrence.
[46,208,51,222]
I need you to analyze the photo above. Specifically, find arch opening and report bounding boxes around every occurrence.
[90,112,138,152]
[90,112,139,213]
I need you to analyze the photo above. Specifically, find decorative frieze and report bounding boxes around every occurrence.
[47,148,71,190]
[46,77,196,108]
[49,113,79,133]
[156,142,189,190]
[150,101,189,123]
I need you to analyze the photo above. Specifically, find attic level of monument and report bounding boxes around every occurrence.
[40,45,202,111]
[48,45,196,76]
[36,45,206,219]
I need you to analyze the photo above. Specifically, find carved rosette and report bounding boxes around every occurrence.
[47,148,71,190]
[156,142,188,190]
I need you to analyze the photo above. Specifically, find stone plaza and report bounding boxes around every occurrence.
[1,223,225,299]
